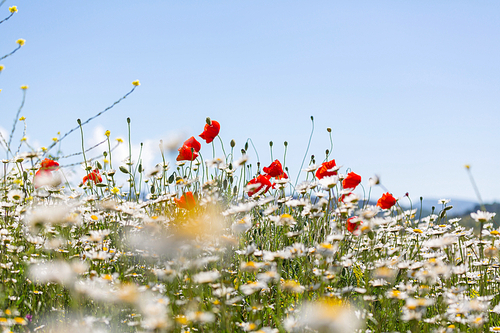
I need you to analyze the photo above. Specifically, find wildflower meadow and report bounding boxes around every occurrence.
[1,4,500,333]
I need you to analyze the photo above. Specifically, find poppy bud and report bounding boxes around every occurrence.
[206,117,212,125]
[77,119,82,125]
[269,141,273,147]
[241,149,246,154]
[230,139,235,148]
[325,149,329,156]
[127,117,131,124]
[327,127,332,133]
[310,116,314,121]
[245,142,249,151]
[284,141,288,147]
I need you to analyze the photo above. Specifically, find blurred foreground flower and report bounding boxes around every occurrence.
[295,298,362,333]
[175,191,196,210]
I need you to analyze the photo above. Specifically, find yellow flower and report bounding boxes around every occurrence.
[41,147,47,152]
[20,85,28,90]
[16,39,25,46]
[0,65,4,71]
[19,116,25,121]
[132,80,140,86]
[111,187,120,194]
[9,6,18,13]
[464,164,470,170]
[20,137,27,142]
[105,130,110,137]
[13,317,26,325]
[52,137,58,142]
[116,138,123,143]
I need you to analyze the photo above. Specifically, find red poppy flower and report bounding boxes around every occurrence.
[176,136,201,161]
[177,145,199,161]
[338,192,352,203]
[40,158,59,170]
[315,160,337,180]
[342,172,361,189]
[83,169,102,184]
[377,192,397,209]
[263,159,287,178]
[199,120,220,144]
[34,158,59,188]
[247,174,273,197]
[175,191,197,210]
[347,216,362,234]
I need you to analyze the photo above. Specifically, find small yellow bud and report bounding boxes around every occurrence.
[16,39,25,46]
[20,85,28,90]
[19,116,25,121]
[9,6,18,13]
[52,137,58,142]
[0,65,4,71]
[105,130,110,137]
[111,187,120,194]
[132,80,140,86]
[464,164,470,170]
[20,137,27,142]
[41,147,47,152]
[116,138,123,143]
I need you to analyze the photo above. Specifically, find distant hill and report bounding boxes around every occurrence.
[456,202,500,229]
[398,197,478,219]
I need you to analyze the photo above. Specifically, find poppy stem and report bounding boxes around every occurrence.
[294,116,315,189]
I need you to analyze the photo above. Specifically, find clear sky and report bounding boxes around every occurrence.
[1,1,499,203]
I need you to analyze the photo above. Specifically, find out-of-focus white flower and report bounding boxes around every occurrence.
[29,261,75,286]
[297,298,362,333]
[193,271,220,284]
[470,210,496,223]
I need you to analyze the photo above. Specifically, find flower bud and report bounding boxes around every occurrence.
[230,139,236,148]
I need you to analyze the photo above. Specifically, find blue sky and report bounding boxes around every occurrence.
[1,1,499,203]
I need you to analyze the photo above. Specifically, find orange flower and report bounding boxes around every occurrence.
[247,174,273,197]
[175,191,196,210]
[377,192,397,209]
[83,169,102,184]
[342,172,361,189]
[263,159,287,179]
[176,136,201,161]
[315,160,337,179]
[199,120,220,144]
